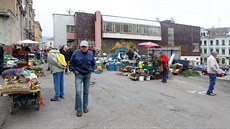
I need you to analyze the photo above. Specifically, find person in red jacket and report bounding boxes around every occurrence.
[159,51,169,83]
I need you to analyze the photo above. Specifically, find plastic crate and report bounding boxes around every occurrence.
[94,70,102,74]
[143,65,154,70]
[107,64,115,71]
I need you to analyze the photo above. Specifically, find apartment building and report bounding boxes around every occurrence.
[0,0,36,53]
[34,21,42,42]
[200,27,230,65]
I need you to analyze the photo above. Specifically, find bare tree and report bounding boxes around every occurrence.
[66,9,74,15]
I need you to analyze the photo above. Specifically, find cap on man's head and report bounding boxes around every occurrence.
[80,40,89,47]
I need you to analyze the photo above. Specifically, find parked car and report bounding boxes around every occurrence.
[201,67,226,77]
[219,64,230,71]
[195,65,205,71]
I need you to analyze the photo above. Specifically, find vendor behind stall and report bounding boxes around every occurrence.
[1,69,31,78]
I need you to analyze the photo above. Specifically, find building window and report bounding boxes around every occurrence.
[210,49,213,54]
[229,49,230,54]
[222,49,225,55]
[192,43,200,52]
[204,40,207,46]
[222,40,225,45]
[196,58,198,60]
[50,42,52,45]
[105,22,113,32]
[168,28,174,46]
[114,22,121,32]
[138,25,144,34]
[210,40,213,45]
[210,41,213,46]
[66,25,75,33]
[222,58,225,64]
[216,58,219,63]
[204,49,207,54]
[130,24,137,33]
[216,40,219,45]
[216,49,219,54]
[229,40,230,45]
[204,57,207,62]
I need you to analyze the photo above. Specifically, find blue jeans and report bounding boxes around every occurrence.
[162,70,168,82]
[207,73,217,94]
[75,73,91,112]
[53,72,64,98]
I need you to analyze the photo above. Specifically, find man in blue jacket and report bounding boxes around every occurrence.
[70,40,95,117]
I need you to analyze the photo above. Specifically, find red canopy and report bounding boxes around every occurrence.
[138,42,160,48]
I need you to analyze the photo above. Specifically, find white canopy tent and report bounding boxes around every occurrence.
[17,39,39,44]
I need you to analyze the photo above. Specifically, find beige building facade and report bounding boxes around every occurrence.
[0,0,36,48]
[34,21,42,42]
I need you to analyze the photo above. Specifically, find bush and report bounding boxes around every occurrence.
[180,69,200,77]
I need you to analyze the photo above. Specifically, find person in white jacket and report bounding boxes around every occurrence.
[206,51,219,96]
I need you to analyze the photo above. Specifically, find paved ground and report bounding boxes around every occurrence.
[1,66,230,129]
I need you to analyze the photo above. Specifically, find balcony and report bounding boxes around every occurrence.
[67,33,75,40]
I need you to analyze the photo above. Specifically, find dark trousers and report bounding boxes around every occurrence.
[207,73,217,94]
[162,69,168,82]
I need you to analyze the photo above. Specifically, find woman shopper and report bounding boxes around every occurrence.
[47,48,66,101]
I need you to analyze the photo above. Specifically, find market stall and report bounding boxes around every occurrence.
[0,69,44,114]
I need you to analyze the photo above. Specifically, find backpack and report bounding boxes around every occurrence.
[56,53,67,66]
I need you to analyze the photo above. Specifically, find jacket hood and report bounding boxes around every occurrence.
[49,49,60,53]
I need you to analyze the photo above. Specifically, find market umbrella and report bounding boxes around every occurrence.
[138,42,160,62]
[17,39,39,44]
[138,41,160,48]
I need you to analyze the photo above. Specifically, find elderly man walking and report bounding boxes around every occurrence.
[70,40,96,117]
[207,51,219,96]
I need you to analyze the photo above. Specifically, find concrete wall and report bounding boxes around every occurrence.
[53,14,74,48]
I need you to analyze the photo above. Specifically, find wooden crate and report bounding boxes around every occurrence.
[0,84,30,94]
[152,75,162,80]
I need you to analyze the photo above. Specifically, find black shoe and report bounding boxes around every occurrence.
[60,96,65,99]
[83,108,88,113]
[76,111,82,117]
[50,97,60,101]
[161,80,164,82]
[163,81,167,83]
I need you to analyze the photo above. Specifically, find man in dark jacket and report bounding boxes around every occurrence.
[70,40,95,117]
[0,44,4,74]
[61,46,70,74]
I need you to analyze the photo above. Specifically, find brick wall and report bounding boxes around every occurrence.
[160,21,200,56]
[75,12,95,45]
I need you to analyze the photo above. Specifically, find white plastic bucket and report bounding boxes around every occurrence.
[146,76,151,81]
[139,76,144,81]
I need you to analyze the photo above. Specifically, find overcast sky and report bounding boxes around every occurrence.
[33,0,230,38]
